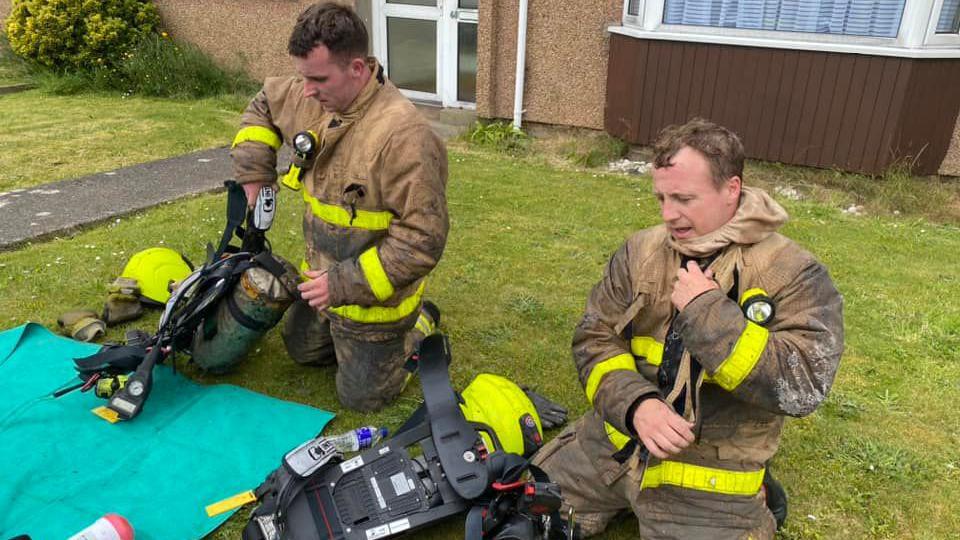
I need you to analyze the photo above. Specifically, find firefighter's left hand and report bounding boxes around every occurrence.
[672,260,718,311]
[298,269,330,312]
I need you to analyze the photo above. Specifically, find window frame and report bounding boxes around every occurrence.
[926,0,960,46]
[617,0,960,58]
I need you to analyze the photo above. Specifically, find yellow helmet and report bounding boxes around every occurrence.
[459,373,543,458]
[120,247,193,304]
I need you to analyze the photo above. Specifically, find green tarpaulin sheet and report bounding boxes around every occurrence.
[0,323,334,539]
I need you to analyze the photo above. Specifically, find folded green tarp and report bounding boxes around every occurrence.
[0,323,334,539]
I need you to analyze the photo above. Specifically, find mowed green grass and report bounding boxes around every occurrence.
[0,89,239,192]
[0,148,958,539]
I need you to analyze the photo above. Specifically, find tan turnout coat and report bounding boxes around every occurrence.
[231,61,448,332]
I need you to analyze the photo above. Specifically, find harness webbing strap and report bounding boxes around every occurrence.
[216,181,250,260]
[419,334,489,500]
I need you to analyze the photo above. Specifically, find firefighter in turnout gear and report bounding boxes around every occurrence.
[230,3,447,411]
[533,119,844,539]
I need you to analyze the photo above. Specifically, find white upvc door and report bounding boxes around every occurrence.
[372,0,477,108]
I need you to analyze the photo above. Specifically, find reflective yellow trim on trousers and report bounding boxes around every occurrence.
[585,353,637,405]
[358,247,395,302]
[641,461,765,496]
[232,126,282,150]
[302,190,393,230]
[712,322,769,391]
[298,260,425,323]
[631,336,664,366]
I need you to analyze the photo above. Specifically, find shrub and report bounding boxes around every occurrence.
[117,34,258,98]
[465,121,529,154]
[562,133,628,168]
[5,0,159,70]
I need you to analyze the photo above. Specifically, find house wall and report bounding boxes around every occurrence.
[605,34,960,176]
[0,1,359,81]
[476,0,621,130]
[153,0,340,82]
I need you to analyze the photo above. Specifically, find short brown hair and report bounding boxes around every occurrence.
[652,118,744,188]
[288,3,368,61]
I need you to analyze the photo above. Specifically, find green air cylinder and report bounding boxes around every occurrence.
[191,255,299,373]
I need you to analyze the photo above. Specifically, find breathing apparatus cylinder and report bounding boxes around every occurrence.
[190,255,299,373]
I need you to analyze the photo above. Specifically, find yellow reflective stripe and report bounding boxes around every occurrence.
[641,461,765,496]
[358,247,395,302]
[302,190,393,230]
[632,335,720,383]
[585,353,637,405]
[281,165,302,190]
[415,312,435,336]
[739,287,768,306]
[232,126,281,150]
[299,259,424,324]
[605,423,632,450]
[298,259,311,281]
[631,336,664,366]
[330,282,426,324]
[712,321,769,391]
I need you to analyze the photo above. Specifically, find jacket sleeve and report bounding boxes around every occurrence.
[573,242,661,436]
[676,260,844,417]
[230,88,283,185]
[326,122,449,306]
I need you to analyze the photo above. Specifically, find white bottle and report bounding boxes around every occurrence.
[68,514,134,540]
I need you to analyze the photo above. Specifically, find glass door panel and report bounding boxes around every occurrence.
[457,22,477,102]
[386,17,437,94]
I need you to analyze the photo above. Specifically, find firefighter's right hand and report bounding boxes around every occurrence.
[631,398,695,459]
[242,181,269,208]
[298,269,330,312]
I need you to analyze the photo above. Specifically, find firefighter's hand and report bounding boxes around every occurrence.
[242,181,269,208]
[672,260,718,311]
[631,398,695,459]
[298,269,330,312]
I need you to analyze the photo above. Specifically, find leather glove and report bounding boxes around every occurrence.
[522,387,568,430]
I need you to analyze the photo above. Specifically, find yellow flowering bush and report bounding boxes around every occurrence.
[5,0,159,70]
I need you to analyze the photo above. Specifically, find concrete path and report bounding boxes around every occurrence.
[0,105,475,250]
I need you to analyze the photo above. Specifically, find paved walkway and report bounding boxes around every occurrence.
[0,105,475,250]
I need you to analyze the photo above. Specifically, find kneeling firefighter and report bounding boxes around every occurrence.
[242,334,579,540]
[60,181,300,421]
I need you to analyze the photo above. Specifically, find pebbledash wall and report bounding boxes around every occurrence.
[475,0,623,131]
[1,0,958,175]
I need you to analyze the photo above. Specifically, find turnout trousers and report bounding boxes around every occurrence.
[533,415,777,540]
[282,300,435,412]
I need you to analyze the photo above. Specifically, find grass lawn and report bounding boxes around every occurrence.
[0,89,241,193]
[0,38,29,87]
[1,146,958,539]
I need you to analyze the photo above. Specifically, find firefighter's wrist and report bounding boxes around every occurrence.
[625,392,662,438]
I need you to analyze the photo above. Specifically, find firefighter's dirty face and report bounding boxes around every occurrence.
[652,146,741,240]
[293,44,368,113]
